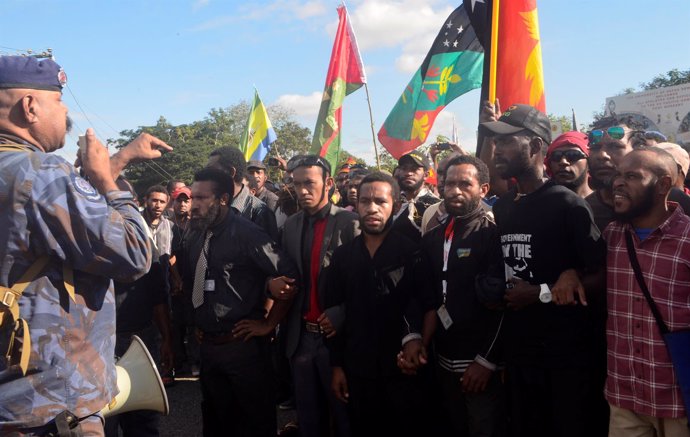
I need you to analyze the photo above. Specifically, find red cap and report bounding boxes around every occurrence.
[546,131,589,159]
[171,186,191,200]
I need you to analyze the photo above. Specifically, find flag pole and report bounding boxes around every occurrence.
[572,108,578,132]
[364,83,381,170]
[488,0,500,104]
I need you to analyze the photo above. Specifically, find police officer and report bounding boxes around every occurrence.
[0,56,171,436]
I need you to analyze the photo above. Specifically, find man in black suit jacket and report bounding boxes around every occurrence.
[281,155,359,437]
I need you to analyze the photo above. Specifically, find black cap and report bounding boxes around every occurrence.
[398,151,431,170]
[247,160,267,170]
[479,104,552,144]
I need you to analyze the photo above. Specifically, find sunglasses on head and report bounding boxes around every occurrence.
[287,155,331,174]
[588,126,626,144]
[549,149,587,163]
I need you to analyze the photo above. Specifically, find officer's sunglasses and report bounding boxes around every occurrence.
[588,126,626,144]
[548,149,587,163]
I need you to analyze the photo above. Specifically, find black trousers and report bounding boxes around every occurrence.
[200,336,276,437]
[346,371,428,437]
[506,363,596,437]
[437,366,506,437]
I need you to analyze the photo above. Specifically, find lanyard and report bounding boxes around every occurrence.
[441,217,455,304]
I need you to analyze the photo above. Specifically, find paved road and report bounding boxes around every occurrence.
[159,378,296,436]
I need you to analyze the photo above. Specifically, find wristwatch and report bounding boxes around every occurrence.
[539,283,552,303]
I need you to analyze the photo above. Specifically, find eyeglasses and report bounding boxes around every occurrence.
[548,149,587,163]
[286,155,331,174]
[589,126,626,144]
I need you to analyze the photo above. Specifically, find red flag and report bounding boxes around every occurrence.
[494,0,546,111]
[309,5,366,171]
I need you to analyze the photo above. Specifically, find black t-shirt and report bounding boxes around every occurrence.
[115,261,168,333]
[493,181,606,367]
[325,231,435,378]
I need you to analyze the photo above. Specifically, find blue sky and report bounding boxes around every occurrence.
[2,0,688,165]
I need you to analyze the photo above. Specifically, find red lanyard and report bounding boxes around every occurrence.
[442,217,455,304]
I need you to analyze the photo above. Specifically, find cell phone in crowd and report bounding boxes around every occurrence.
[267,157,280,166]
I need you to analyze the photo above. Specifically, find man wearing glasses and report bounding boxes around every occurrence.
[544,131,592,199]
[281,155,359,437]
[586,115,690,232]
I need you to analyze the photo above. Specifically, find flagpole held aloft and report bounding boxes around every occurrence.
[489,0,500,104]
[363,83,381,170]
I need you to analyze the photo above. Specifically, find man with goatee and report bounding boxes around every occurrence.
[326,172,435,437]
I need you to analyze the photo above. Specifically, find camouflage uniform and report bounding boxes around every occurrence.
[0,137,152,433]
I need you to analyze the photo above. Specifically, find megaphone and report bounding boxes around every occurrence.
[101,335,170,417]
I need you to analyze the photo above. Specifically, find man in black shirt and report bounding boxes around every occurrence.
[392,151,440,242]
[421,155,506,437]
[182,168,298,437]
[480,104,607,437]
[327,172,435,437]
[281,155,359,437]
[207,146,278,239]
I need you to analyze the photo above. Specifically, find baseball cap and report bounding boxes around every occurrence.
[0,56,66,92]
[399,151,431,171]
[546,131,590,158]
[657,142,690,176]
[479,104,552,144]
[171,186,192,200]
[247,160,267,170]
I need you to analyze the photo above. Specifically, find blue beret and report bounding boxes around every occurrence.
[0,56,66,92]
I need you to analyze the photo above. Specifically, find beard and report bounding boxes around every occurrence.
[190,202,220,231]
[444,195,480,217]
[360,214,394,235]
[559,170,588,192]
[613,183,656,222]
[398,177,423,195]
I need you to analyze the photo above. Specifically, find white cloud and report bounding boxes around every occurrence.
[296,1,326,19]
[192,0,210,12]
[346,1,452,50]
[338,1,453,73]
[273,91,322,117]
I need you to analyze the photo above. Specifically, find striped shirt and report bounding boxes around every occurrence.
[604,203,690,418]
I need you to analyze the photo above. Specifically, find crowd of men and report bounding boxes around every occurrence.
[0,56,689,437]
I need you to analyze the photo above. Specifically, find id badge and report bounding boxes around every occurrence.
[204,279,215,292]
[437,304,453,330]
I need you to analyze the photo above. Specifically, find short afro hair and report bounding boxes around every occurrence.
[209,146,247,184]
[357,171,401,202]
[193,167,236,199]
[445,155,490,185]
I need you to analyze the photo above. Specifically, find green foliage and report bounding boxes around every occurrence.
[641,68,690,90]
[111,103,313,196]
[548,113,573,133]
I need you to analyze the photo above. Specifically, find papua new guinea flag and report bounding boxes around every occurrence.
[310,4,366,172]
[494,0,546,112]
[378,0,488,159]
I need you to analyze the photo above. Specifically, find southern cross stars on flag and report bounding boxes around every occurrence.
[377,0,488,158]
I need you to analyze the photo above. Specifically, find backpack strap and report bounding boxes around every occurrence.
[1,255,49,375]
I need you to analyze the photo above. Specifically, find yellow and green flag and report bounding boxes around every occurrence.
[240,89,277,162]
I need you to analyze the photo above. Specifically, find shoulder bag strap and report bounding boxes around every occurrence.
[624,230,670,334]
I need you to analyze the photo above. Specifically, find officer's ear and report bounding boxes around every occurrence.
[19,94,39,124]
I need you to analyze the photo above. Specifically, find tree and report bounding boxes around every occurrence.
[548,114,573,133]
[641,68,690,90]
[111,103,313,195]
